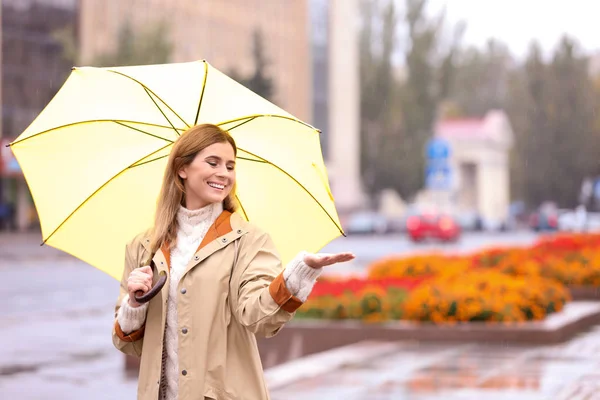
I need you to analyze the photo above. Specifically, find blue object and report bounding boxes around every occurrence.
[425,138,452,190]
[426,138,451,160]
[425,164,452,190]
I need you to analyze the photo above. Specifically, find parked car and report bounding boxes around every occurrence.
[343,211,390,235]
[529,202,559,231]
[455,211,483,232]
[405,211,461,242]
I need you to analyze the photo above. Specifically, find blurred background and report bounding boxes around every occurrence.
[3,0,600,398]
[3,0,600,239]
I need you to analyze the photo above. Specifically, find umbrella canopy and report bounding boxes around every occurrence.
[10,60,343,280]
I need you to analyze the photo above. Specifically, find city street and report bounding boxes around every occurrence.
[1,230,593,400]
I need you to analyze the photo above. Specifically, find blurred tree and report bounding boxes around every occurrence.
[507,42,550,205]
[52,24,78,66]
[55,20,172,67]
[449,39,513,117]
[358,1,600,209]
[230,29,274,101]
[509,37,600,207]
[358,0,464,201]
[359,0,399,200]
[395,0,464,198]
[93,21,172,67]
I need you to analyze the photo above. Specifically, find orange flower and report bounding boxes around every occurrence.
[402,271,570,324]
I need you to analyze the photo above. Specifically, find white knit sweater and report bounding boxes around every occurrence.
[117,203,322,400]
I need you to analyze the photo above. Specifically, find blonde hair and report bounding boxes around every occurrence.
[148,124,238,257]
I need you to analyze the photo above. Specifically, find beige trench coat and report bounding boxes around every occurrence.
[112,211,303,400]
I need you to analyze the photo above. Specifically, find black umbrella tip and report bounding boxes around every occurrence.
[4,143,10,148]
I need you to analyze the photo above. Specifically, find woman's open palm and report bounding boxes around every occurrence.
[303,252,355,269]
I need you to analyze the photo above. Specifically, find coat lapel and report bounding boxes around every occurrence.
[198,210,233,251]
[182,211,247,276]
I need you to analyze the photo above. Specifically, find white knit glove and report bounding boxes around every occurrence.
[283,251,323,302]
[116,295,149,334]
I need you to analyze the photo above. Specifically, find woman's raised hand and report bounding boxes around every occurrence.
[303,252,355,269]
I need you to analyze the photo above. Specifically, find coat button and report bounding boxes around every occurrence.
[237,229,242,234]
[182,370,187,376]
[221,238,227,243]
[182,328,188,334]
[194,255,199,261]
[180,288,187,294]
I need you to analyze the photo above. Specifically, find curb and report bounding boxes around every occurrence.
[257,301,600,368]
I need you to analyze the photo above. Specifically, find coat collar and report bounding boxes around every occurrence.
[141,210,249,274]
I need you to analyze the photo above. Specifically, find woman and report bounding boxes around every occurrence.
[112,124,354,400]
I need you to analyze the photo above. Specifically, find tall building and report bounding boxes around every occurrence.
[77,0,312,122]
[2,0,76,139]
[309,0,365,213]
[2,0,312,231]
[1,0,77,231]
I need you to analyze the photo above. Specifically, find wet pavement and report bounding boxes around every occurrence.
[269,331,600,399]
[0,233,138,399]
[2,231,600,399]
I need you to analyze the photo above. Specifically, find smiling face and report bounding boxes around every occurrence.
[178,141,236,210]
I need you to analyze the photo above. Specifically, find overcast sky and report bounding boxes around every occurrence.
[432,0,600,58]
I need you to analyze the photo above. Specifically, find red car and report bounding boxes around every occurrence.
[406,212,461,242]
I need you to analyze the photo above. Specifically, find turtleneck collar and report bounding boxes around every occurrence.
[177,202,224,230]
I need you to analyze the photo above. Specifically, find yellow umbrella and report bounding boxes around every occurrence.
[9,60,344,280]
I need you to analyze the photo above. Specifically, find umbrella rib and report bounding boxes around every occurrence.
[114,122,175,143]
[193,60,209,125]
[224,116,258,132]
[217,114,320,133]
[9,120,181,146]
[235,195,249,220]
[129,153,170,169]
[42,142,174,245]
[143,87,180,135]
[107,70,190,132]
[237,156,267,163]
[236,147,344,236]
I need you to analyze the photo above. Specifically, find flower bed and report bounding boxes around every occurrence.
[298,233,600,324]
[296,277,424,322]
[367,233,600,287]
[402,271,570,323]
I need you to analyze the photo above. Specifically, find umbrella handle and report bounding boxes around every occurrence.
[134,272,167,304]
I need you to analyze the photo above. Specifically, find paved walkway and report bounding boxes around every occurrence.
[267,329,600,399]
[0,238,137,399]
